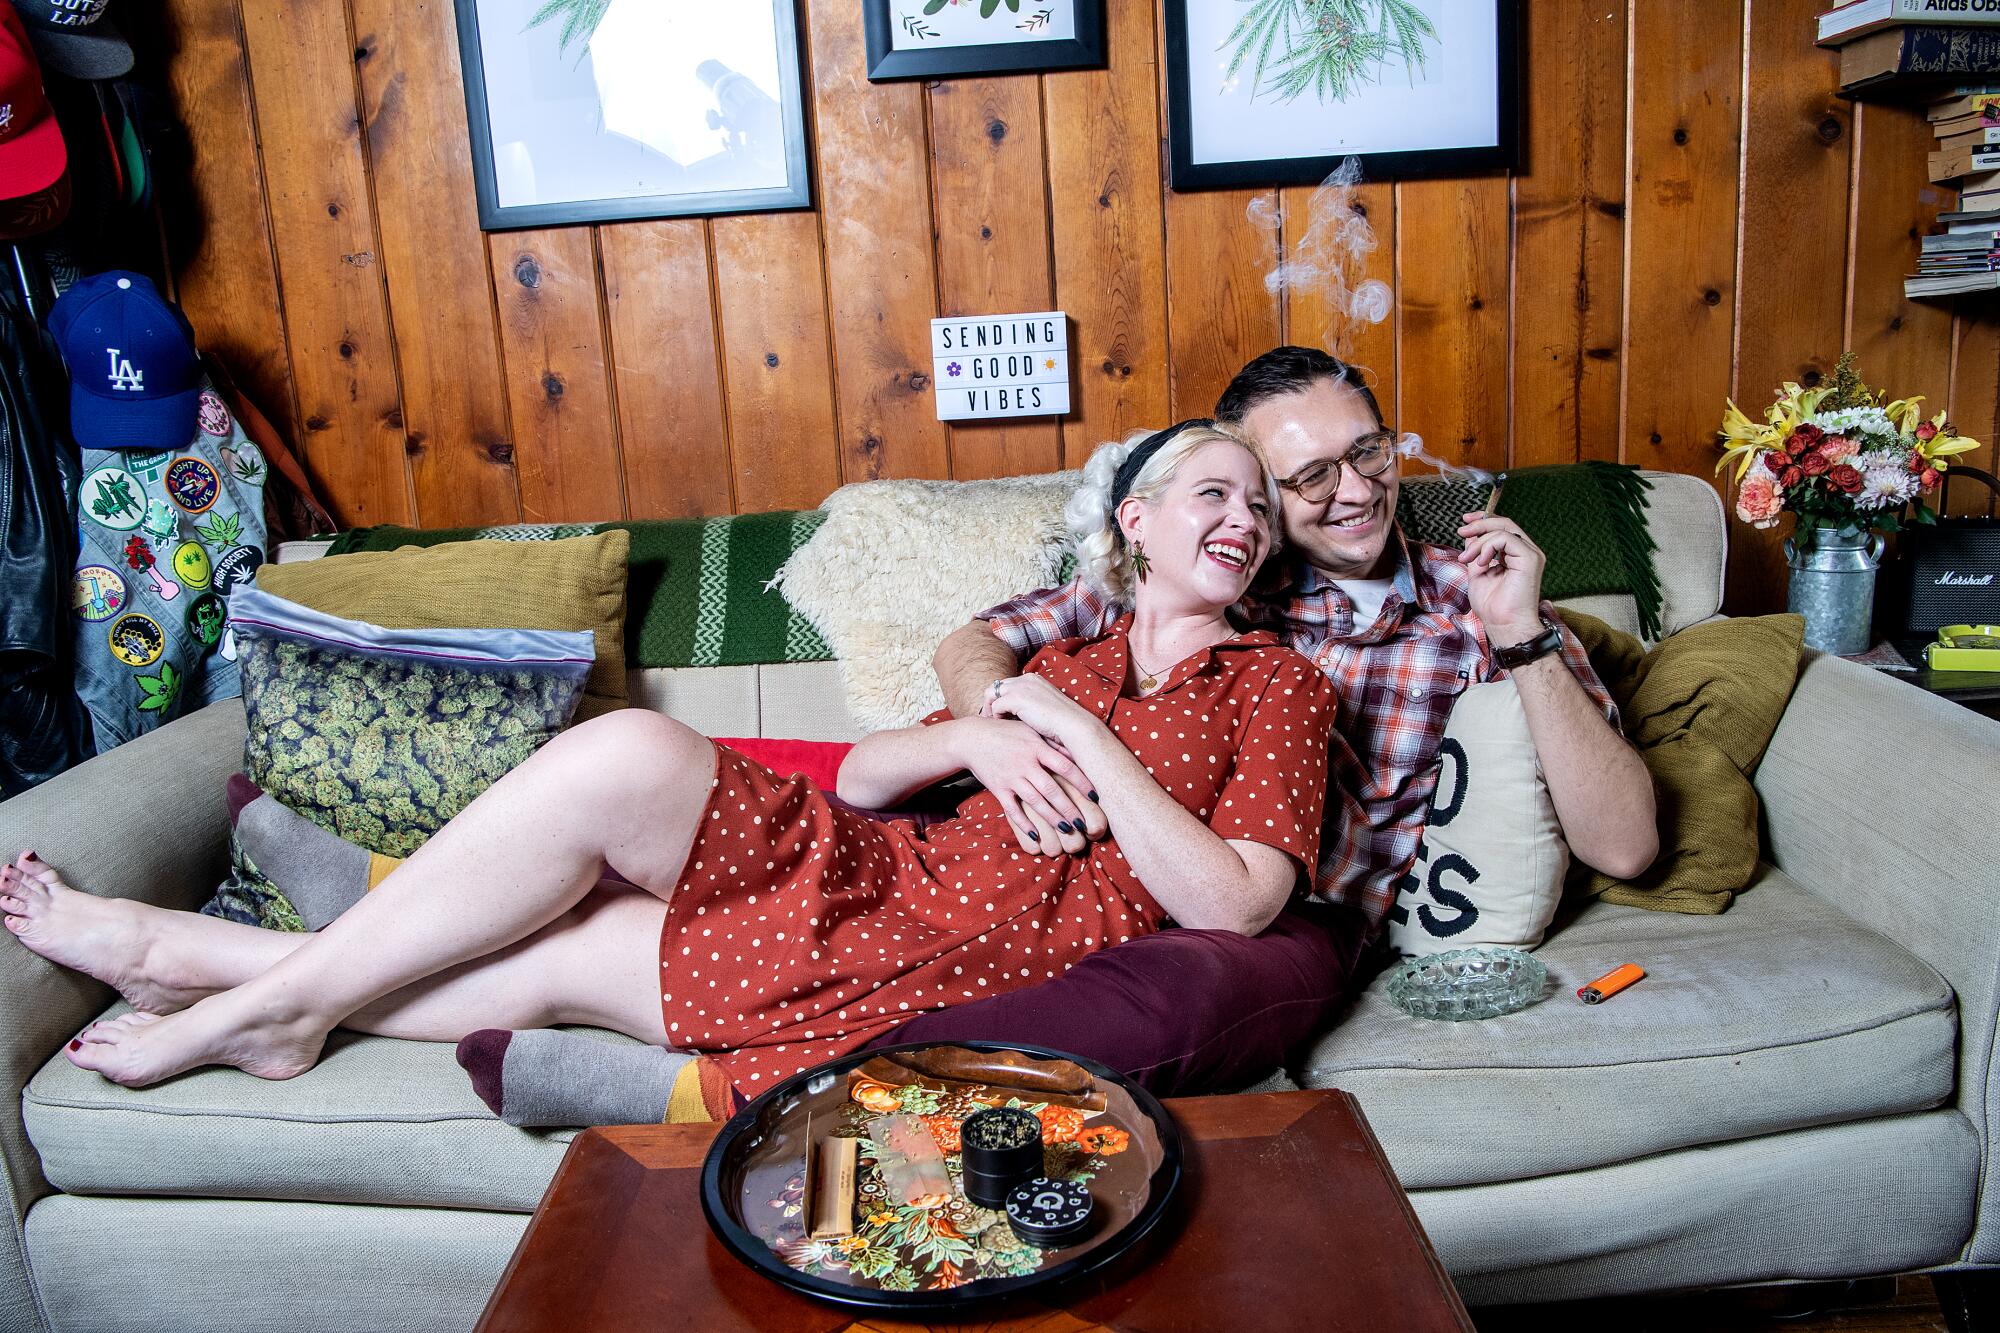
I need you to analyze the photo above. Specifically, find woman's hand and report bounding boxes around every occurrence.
[983,674,1100,748]
[953,716,1105,856]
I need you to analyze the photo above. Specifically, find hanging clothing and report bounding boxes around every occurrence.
[68,373,266,750]
[0,290,87,793]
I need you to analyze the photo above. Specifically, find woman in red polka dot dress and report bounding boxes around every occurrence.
[668,420,1335,1093]
[23,422,1336,1107]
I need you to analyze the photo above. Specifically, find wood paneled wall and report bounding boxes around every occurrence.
[150,0,2000,613]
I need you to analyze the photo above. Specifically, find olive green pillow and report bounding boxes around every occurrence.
[255,530,629,717]
[1558,611,1807,914]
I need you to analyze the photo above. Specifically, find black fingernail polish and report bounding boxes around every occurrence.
[1028,830,1040,842]
[1057,821,1074,834]
[1088,790,1100,802]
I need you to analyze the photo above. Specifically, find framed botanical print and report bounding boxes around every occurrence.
[1162,0,1518,189]
[453,0,812,229]
[863,0,1107,81]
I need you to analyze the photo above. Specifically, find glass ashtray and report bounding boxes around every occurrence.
[1386,947,1548,1021]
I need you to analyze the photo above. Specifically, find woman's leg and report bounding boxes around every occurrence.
[341,885,669,1043]
[39,709,715,1087]
[2,857,662,1031]
[4,851,330,1013]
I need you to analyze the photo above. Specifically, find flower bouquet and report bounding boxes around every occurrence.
[1717,354,1982,654]
[1716,353,1979,542]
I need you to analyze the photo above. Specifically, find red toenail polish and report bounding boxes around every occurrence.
[67,1040,80,1051]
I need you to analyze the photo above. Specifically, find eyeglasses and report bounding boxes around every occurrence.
[1274,434,1397,504]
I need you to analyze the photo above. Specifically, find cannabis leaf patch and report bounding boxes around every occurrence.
[137,663,182,714]
[197,513,244,547]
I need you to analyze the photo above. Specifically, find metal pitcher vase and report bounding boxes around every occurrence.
[1784,524,1885,656]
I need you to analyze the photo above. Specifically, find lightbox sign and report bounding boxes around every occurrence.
[929,311,1071,421]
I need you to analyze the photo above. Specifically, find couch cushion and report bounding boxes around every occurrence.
[1301,865,1955,1189]
[22,1013,637,1210]
[26,1195,529,1333]
[1631,470,1726,637]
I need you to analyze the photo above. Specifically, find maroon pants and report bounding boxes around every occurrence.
[869,900,1371,1097]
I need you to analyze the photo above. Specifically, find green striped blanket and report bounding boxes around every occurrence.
[323,513,833,668]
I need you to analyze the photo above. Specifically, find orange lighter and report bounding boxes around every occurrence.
[1577,963,1645,1004]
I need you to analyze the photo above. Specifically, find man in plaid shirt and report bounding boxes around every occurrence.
[887,346,1655,1091]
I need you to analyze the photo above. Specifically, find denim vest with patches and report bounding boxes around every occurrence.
[69,378,267,751]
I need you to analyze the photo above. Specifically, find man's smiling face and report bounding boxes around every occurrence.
[1239,378,1400,581]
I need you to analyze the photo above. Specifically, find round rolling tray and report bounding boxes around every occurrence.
[699,1040,1184,1314]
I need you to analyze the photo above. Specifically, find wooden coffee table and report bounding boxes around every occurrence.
[475,1088,1471,1332]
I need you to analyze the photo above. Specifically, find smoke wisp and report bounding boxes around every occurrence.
[1254,157,1492,483]
[1251,157,1392,360]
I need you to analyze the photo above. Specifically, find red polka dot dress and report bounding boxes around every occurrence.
[659,615,1336,1096]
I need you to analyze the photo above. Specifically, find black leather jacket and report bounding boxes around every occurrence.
[0,294,90,794]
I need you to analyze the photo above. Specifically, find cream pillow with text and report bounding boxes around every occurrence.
[1386,679,1569,957]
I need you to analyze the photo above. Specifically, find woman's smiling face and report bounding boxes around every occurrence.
[1119,439,1275,613]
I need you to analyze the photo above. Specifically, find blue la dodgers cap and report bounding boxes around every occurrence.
[49,270,202,449]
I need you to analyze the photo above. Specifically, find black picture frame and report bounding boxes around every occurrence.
[453,0,813,231]
[863,0,1106,81]
[1162,0,1519,190]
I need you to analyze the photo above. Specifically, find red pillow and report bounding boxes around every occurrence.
[715,737,853,791]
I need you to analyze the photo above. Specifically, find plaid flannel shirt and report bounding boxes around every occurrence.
[979,530,1619,936]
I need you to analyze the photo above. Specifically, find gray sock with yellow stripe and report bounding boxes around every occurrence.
[455,1028,721,1127]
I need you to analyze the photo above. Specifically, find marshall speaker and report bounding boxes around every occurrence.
[1883,467,2000,637]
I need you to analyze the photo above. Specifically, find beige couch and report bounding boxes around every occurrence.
[2,471,1996,1331]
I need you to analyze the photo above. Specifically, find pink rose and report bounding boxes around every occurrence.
[1916,421,1938,442]
[1736,472,1784,527]
[1921,467,1941,489]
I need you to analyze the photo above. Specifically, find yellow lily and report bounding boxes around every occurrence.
[1767,383,1830,435]
[1716,397,1781,481]
[1917,412,1980,468]
[1884,395,1925,434]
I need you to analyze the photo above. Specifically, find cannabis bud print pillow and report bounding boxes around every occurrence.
[228,587,594,858]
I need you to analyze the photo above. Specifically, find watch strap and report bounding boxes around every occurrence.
[1493,623,1563,670]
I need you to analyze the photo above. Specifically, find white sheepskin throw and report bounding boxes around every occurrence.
[774,472,1081,731]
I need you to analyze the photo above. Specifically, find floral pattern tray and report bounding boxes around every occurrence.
[699,1041,1183,1312]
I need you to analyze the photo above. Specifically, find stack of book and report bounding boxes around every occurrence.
[1821,2,2000,94]
[1818,3,2000,294]
[1926,88,2000,201]
[1911,88,2000,295]
[1909,205,2000,297]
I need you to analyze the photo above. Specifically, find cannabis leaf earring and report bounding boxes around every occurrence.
[1131,540,1150,582]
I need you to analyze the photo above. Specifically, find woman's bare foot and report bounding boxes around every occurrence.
[65,989,327,1087]
[2,852,207,1014]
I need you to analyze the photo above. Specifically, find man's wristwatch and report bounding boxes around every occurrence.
[1492,621,1564,670]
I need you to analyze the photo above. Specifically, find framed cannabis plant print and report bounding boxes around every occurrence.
[453,0,811,229]
[1163,0,1518,189]
[864,0,1107,81]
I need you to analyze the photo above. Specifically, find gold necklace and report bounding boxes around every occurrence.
[1133,650,1172,692]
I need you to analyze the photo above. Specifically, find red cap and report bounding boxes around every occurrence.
[0,6,66,200]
